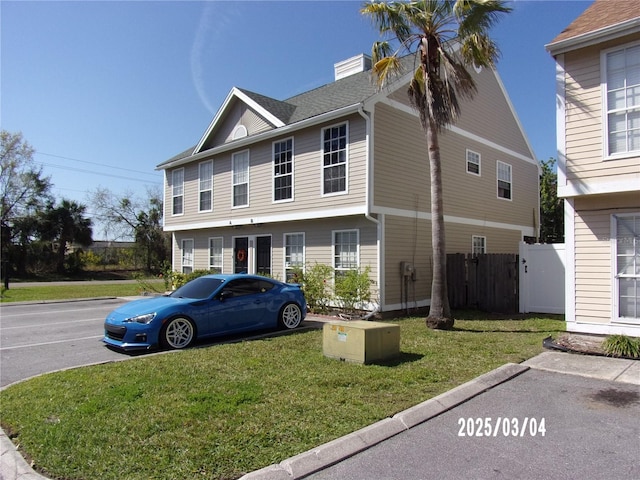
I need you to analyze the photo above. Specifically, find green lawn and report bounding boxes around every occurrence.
[0,313,564,480]
[0,281,162,303]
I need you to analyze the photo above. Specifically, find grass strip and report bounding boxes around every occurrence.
[0,314,564,480]
[0,282,160,303]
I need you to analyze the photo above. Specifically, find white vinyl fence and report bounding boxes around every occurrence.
[519,242,565,314]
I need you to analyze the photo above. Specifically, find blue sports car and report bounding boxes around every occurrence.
[103,273,307,351]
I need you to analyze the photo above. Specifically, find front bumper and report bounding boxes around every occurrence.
[103,322,155,351]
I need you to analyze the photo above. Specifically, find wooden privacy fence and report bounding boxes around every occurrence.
[447,253,519,313]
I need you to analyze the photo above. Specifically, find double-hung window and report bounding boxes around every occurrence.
[472,236,486,255]
[322,123,348,195]
[209,237,223,273]
[466,149,481,175]
[232,150,249,207]
[273,138,293,202]
[497,161,512,200]
[172,168,184,216]
[604,43,640,157]
[613,213,640,322]
[199,160,213,212]
[284,233,304,281]
[181,239,194,274]
[334,229,359,276]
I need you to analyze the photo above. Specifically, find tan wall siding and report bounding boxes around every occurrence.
[573,193,639,324]
[388,67,532,158]
[164,114,368,230]
[206,99,273,149]
[564,35,640,185]
[384,215,432,307]
[373,103,538,234]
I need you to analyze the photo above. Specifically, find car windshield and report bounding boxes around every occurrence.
[170,277,224,300]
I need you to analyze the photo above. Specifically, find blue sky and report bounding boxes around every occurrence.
[1,0,590,238]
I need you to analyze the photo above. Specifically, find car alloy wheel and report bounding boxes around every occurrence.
[279,303,302,329]
[162,317,195,349]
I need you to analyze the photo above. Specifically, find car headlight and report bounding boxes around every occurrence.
[124,313,156,324]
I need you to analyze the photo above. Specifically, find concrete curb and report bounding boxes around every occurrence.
[0,429,49,480]
[239,363,529,480]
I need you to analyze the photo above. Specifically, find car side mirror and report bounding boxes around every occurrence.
[219,290,233,301]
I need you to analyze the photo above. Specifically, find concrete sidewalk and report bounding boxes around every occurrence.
[2,351,638,480]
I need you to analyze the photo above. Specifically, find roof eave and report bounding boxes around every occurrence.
[546,17,640,55]
[156,103,362,171]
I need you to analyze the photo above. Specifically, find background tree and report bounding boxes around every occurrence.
[362,0,511,329]
[0,130,53,283]
[539,158,563,243]
[90,186,169,272]
[38,199,93,273]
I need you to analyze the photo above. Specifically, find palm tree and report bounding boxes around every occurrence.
[362,0,511,329]
[39,199,93,273]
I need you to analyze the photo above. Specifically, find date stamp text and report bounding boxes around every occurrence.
[457,417,546,437]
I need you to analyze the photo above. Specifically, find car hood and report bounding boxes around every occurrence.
[107,295,190,320]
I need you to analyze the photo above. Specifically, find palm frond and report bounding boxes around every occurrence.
[372,55,403,88]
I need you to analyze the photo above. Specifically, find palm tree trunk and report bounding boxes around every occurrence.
[426,118,454,329]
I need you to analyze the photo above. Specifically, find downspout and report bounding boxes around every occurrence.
[358,102,382,319]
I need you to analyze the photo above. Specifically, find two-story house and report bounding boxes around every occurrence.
[547,0,640,336]
[157,53,539,314]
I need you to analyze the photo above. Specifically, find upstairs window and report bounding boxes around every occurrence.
[232,150,249,208]
[497,161,512,200]
[466,149,481,175]
[199,160,213,212]
[172,168,184,216]
[322,123,348,195]
[604,43,640,157]
[273,138,293,202]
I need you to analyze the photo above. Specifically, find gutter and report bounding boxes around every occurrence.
[546,17,640,55]
[357,102,383,315]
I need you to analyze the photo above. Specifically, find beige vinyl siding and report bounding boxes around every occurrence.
[373,103,538,231]
[564,35,640,185]
[572,193,639,324]
[384,215,431,307]
[444,223,522,254]
[387,67,532,158]
[164,114,368,230]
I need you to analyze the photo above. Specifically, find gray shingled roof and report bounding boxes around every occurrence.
[160,55,417,167]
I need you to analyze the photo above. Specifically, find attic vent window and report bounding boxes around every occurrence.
[232,125,248,140]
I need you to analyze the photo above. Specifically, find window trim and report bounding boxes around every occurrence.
[208,236,223,273]
[181,238,194,274]
[231,149,250,208]
[601,40,640,160]
[171,168,184,216]
[466,149,481,176]
[472,235,487,255]
[198,160,213,213]
[273,137,294,203]
[611,213,640,324]
[332,229,359,273]
[321,121,349,197]
[496,160,513,201]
